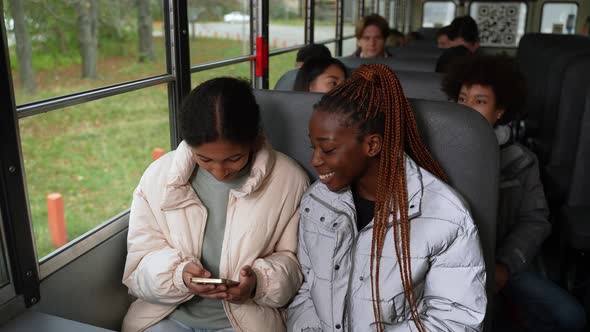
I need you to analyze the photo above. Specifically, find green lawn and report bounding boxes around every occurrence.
[13,37,297,258]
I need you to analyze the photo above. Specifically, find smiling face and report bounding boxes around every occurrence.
[192,139,252,182]
[357,25,385,58]
[309,110,381,193]
[457,84,504,125]
[309,64,346,93]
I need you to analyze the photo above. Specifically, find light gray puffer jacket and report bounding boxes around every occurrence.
[287,157,487,332]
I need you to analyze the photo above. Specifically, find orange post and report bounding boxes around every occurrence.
[47,193,67,248]
[152,148,166,161]
[282,40,287,48]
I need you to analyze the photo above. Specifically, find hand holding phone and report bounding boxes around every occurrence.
[182,262,228,299]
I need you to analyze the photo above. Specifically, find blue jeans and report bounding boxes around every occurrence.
[145,318,234,332]
[496,271,586,332]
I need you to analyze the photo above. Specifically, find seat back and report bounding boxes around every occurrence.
[254,90,498,325]
[386,46,443,60]
[567,88,590,208]
[338,56,435,72]
[274,69,447,102]
[543,56,590,202]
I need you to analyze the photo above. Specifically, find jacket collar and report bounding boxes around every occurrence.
[310,155,424,222]
[160,140,276,210]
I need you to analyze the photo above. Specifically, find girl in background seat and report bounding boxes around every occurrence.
[122,77,308,332]
[288,64,487,332]
[293,57,348,93]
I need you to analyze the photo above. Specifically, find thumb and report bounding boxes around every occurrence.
[240,265,254,278]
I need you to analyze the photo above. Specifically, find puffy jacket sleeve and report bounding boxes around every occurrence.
[250,173,309,308]
[122,185,196,305]
[384,218,487,332]
[497,153,551,275]
[286,204,322,332]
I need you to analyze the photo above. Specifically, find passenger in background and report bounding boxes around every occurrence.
[122,78,308,332]
[436,25,452,48]
[405,30,424,44]
[295,44,332,67]
[293,57,347,93]
[288,64,486,332]
[385,28,406,48]
[352,14,391,58]
[436,16,480,72]
[443,55,586,332]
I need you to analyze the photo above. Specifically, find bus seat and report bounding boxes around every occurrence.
[561,88,590,252]
[33,220,132,331]
[274,69,448,102]
[416,28,439,41]
[516,34,590,151]
[386,46,443,60]
[254,89,498,327]
[274,68,299,91]
[338,56,435,72]
[542,56,590,205]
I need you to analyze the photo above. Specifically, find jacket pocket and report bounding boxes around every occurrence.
[301,219,336,280]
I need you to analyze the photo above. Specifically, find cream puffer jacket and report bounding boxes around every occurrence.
[122,140,309,332]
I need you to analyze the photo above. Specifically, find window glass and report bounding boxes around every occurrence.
[18,85,169,259]
[4,0,167,105]
[470,2,527,47]
[422,1,455,28]
[191,62,251,89]
[187,0,252,65]
[541,3,578,34]
[315,0,336,43]
[343,0,358,38]
[269,0,304,48]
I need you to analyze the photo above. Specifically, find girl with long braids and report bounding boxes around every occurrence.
[288,64,487,332]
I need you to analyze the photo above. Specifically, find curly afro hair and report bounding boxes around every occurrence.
[441,54,526,125]
[180,77,260,147]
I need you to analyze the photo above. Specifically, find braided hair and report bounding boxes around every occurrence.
[314,64,447,332]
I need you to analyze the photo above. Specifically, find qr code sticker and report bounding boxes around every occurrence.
[476,3,520,47]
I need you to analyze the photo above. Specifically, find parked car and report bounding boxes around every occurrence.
[223,11,249,23]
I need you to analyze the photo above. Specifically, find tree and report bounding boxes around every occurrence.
[8,0,36,93]
[77,0,98,79]
[137,0,154,62]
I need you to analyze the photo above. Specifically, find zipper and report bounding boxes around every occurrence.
[309,192,358,331]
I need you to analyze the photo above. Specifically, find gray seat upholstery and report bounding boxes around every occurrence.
[386,46,443,60]
[543,56,590,204]
[516,34,590,155]
[338,56,435,72]
[274,69,448,102]
[254,89,498,326]
[562,88,590,251]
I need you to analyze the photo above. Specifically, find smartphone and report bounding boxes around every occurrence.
[190,277,239,286]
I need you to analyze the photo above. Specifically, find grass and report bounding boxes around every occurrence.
[12,36,298,258]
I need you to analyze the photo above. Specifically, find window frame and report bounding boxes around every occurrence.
[539,1,579,34]
[421,0,457,28]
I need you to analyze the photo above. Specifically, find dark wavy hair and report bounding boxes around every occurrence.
[441,55,526,125]
[293,57,348,92]
[296,44,332,63]
[180,77,260,147]
[448,16,479,43]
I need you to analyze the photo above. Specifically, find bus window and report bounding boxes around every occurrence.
[5,0,167,106]
[342,0,358,56]
[469,1,527,47]
[541,3,579,34]
[192,62,250,89]
[315,0,337,44]
[18,85,169,260]
[269,0,303,49]
[422,1,456,28]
